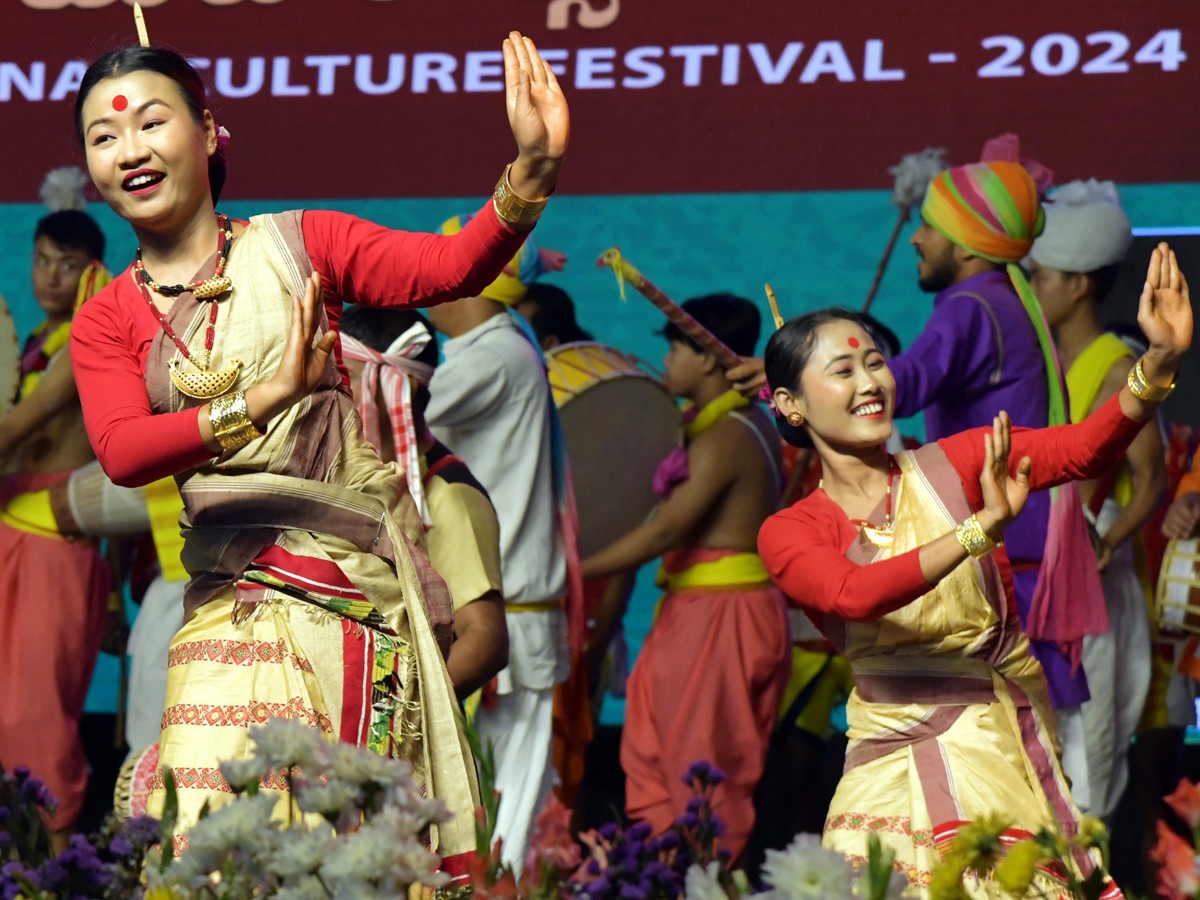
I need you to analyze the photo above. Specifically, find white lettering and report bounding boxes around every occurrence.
[539,48,569,78]
[354,54,406,95]
[305,54,350,96]
[576,47,616,88]
[670,44,718,87]
[188,57,212,71]
[464,51,504,92]
[412,53,457,93]
[748,42,803,84]
[720,44,740,85]
[271,56,310,96]
[0,62,44,101]
[49,60,85,100]
[215,57,265,98]
[622,46,664,89]
[863,39,904,81]
[800,41,855,82]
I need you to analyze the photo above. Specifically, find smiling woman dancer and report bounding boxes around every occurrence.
[67,23,568,864]
[758,244,1191,897]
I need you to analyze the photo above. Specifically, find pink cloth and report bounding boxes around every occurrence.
[0,472,110,829]
[620,548,789,857]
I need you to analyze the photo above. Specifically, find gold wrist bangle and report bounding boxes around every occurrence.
[1127,357,1176,403]
[209,391,261,452]
[492,163,549,229]
[956,515,998,559]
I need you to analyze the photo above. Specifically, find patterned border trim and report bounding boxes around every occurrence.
[168,638,315,673]
[161,699,332,733]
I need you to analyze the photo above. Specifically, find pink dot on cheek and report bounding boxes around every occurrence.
[848,337,860,349]
[111,94,128,112]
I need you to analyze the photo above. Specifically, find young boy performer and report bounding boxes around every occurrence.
[0,196,111,846]
[339,305,509,697]
[581,293,789,858]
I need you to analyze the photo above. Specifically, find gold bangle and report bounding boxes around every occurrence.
[1126,357,1176,403]
[492,164,549,229]
[209,391,260,452]
[956,515,998,559]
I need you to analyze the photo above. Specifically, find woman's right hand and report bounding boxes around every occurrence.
[976,411,1033,538]
[1137,241,1192,384]
[258,272,338,424]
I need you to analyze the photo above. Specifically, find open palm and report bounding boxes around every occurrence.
[504,31,570,163]
[1138,241,1193,358]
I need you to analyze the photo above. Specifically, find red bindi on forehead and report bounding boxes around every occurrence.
[848,337,860,349]
[111,94,128,112]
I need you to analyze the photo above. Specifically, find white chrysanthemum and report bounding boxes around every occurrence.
[184,793,278,860]
[762,833,856,900]
[273,876,329,900]
[39,167,89,212]
[266,825,336,878]
[684,861,727,900]
[326,741,408,787]
[295,779,360,818]
[219,755,272,793]
[249,718,332,770]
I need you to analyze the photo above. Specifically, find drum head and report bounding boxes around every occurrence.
[0,293,19,419]
[560,376,680,559]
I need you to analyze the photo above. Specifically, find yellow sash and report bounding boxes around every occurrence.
[0,488,61,539]
[655,551,770,592]
[144,477,188,583]
[1066,332,1134,506]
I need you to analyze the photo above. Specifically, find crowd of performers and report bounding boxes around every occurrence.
[1,18,1200,900]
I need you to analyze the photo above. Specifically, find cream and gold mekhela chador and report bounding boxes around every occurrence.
[142,212,478,869]
[821,445,1121,899]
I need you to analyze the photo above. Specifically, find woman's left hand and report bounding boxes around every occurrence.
[504,31,569,198]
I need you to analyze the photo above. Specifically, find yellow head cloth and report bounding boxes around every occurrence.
[920,161,1045,264]
[438,213,542,305]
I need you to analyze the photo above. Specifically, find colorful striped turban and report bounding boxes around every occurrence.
[925,161,1066,430]
[438,212,545,305]
[920,161,1045,263]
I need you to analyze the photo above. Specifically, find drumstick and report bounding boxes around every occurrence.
[597,248,742,370]
[134,3,151,47]
[764,283,784,330]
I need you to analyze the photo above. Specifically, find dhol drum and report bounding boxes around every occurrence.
[67,459,151,537]
[0,292,19,419]
[1156,538,1200,636]
[546,342,681,559]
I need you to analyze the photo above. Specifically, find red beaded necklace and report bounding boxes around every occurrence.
[134,214,242,400]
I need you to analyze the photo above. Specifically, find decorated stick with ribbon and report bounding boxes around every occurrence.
[862,147,947,314]
[597,248,742,369]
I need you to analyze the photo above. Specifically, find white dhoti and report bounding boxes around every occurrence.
[124,575,186,751]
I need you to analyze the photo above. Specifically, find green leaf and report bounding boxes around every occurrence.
[158,767,179,871]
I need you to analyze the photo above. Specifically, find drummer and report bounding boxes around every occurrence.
[515,282,593,350]
[338,305,508,698]
[424,215,572,874]
[0,198,113,849]
[581,293,789,859]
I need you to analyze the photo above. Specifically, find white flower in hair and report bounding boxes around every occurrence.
[888,148,948,210]
[39,167,90,212]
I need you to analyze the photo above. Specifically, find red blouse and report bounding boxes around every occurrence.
[71,202,525,487]
[758,392,1144,622]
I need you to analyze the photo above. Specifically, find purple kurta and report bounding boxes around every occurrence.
[888,270,1089,709]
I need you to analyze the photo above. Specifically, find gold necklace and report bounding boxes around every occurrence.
[821,457,897,548]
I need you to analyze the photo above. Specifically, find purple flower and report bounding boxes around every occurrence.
[109,835,134,859]
[618,884,646,900]
[711,818,726,837]
[11,767,30,781]
[685,797,706,814]
[598,822,620,841]
[657,831,681,851]
[626,822,652,842]
[587,859,602,876]
[122,815,161,847]
[681,761,728,787]
[675,812,700,831]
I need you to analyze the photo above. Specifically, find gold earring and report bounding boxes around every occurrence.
[787,412,803,426]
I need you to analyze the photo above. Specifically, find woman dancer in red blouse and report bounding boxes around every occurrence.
[67,27,567,866]
[758,244,1190,896]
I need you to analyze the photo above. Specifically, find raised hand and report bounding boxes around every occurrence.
[503,31,569,199]
[1137,241,1193,383]
[977,411,1033,537]
[270,272,338,407]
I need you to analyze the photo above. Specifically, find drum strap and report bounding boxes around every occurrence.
[729,410,783,489]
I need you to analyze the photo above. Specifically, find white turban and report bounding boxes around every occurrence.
[1029,179,1133,273]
